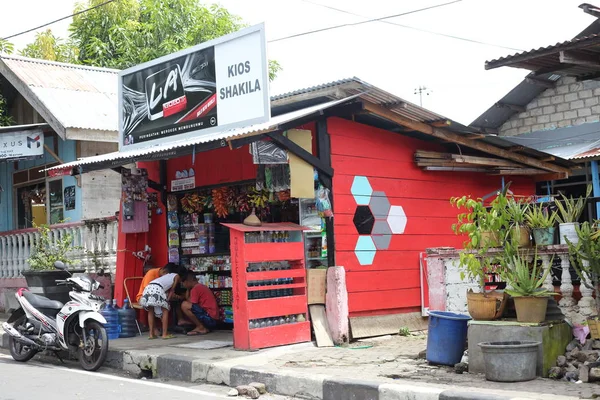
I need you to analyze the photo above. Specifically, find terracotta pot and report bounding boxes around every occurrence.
[512,226,531,247]
[513,296,549,323]
[480,231,499,248]
[467,290,508,320]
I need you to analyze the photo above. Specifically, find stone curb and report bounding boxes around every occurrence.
[0,338,582,400]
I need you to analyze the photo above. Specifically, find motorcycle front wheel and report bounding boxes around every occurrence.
[78,320,108,371]
[8,317,37,362]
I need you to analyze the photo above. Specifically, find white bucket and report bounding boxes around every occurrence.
[559,222,579,245]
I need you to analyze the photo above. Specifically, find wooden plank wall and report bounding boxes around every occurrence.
[327,117,534,318]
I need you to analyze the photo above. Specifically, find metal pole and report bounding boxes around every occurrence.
[591,160,600,219]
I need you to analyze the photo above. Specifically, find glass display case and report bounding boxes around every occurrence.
[299,198,328,269]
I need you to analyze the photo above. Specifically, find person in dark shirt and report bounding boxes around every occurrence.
[181,273,219,335]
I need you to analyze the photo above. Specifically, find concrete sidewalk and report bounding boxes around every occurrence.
[1,320,599,400]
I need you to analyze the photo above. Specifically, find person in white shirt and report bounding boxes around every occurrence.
[139,263,182,339]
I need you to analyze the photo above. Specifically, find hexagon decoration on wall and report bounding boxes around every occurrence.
[355,236,377,266]
[351,176,408,265]
[369,191,390,218]
[387,205,408,234]
[351,176,373,205]
[353,206,375,234]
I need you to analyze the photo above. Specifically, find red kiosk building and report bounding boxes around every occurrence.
[47,27,574,349]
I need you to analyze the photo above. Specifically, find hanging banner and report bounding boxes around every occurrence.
[119,23,270,151]
[0,129,44,159]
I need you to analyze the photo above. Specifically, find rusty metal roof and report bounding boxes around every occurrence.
[0,55,118,137]
[573,147,600,160]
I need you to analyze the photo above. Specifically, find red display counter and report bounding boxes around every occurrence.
[222,223,311,350]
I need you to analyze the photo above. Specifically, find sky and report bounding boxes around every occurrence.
[0,0,595,125]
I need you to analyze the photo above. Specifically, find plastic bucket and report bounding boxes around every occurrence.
[426,311,471,366]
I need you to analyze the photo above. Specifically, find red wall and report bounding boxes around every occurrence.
[167,146,257,188]
[327,117,534,318]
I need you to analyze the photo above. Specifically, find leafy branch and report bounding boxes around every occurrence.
[27,224,80,271]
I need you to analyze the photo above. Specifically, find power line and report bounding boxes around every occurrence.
[297,0,525,52]
[268,0,463,43]
[1,0,119,41]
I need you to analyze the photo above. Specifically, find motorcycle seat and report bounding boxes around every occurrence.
[23,291,64,310]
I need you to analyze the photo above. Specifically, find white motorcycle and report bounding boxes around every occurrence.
[2,261,109,371]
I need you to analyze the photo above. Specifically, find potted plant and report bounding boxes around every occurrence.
[451,187,511,320]
[525,203,557,246]
[505,198,531,247]
[566,221,600,337]
[23,223,83,303]
[555,185,591,245]
[500,249,556,323]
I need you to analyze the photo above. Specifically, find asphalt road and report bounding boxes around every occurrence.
[0,352,287,400]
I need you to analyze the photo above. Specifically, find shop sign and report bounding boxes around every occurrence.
[171,176,196,192]
[48,166,72,177]
[119,23,270,151]
[0,129,44,159]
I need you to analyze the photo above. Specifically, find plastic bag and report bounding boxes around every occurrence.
[315,186,333,217]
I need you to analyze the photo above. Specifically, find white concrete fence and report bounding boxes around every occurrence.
[0,217,118,278]
[426,245,595,325]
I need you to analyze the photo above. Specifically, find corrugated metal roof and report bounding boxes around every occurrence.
[0,122,49,134]
[485,33,600,75]
[573,147,600,160]
[0,55,118,133]
[472,19,600,133]
[44,96,358,172]
[272,77,450,125]
[501,121,600,160]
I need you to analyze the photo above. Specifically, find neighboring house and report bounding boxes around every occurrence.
[471,9,600,207]
[0,55,121,310]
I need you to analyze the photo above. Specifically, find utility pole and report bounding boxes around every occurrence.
[414,86,432,107]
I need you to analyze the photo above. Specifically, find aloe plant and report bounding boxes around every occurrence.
[555,185,592,224]
[501,251,555,298]
[567,221,600,312]
[505,198,530,227]
[525,203,557,229]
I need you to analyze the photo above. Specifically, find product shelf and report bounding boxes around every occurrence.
[222,223,310,351]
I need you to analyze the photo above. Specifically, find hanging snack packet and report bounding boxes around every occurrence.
[315,186,333,217]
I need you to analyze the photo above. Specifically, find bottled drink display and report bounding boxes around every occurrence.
[249,314,306,329]
[245,231,292,243]
[246,261,295,299]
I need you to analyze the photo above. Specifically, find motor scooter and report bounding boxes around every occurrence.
[2,261,109,371]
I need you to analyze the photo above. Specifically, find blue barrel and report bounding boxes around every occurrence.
[118,299,138,338]
[100,300,120,340]
[426,311,471,366]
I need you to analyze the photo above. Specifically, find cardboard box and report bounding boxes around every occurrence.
[307,268,327,305]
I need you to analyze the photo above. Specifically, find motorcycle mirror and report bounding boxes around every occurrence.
[54,261,67,271]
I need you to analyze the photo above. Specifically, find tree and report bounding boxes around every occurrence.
[20,30,79,63]
[0,39,14,126]
[68,0,281,78]
[0,39,14,55]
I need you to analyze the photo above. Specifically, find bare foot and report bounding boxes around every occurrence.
[178,319,192,326]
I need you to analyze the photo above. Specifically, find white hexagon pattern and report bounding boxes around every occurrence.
[387,205,408,234]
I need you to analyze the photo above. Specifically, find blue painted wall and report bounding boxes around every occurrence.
[0,135,81,232]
